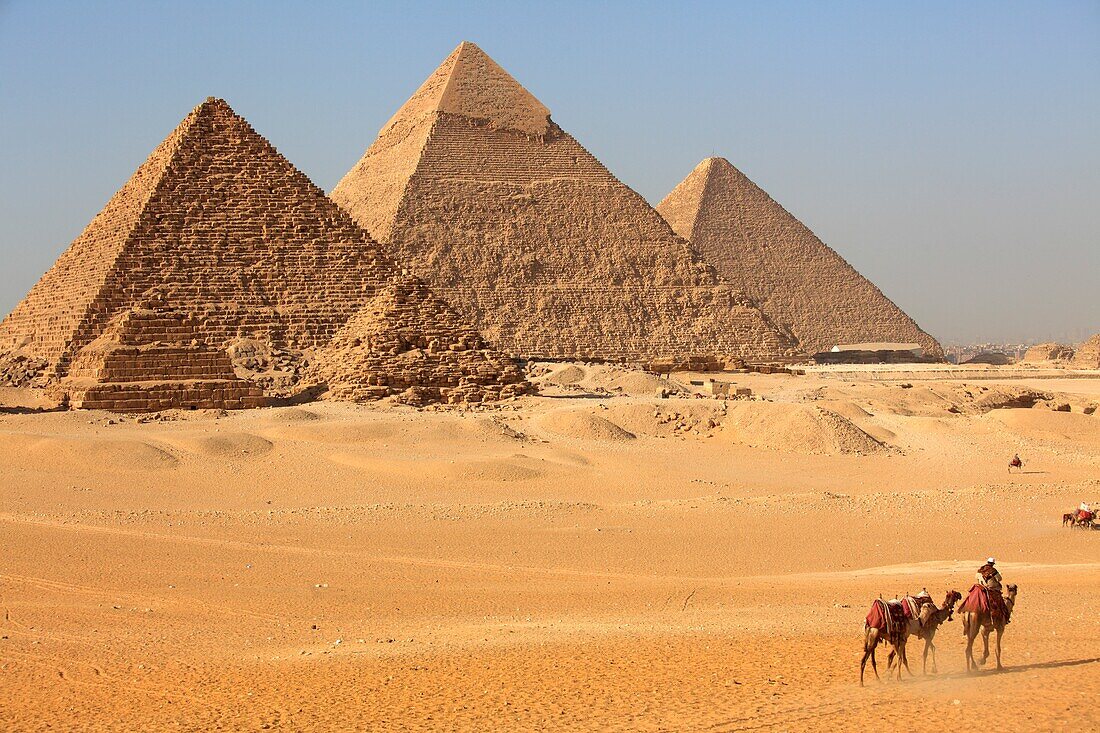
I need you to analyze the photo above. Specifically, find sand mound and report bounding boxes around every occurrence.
[261,421,400,444]
[263,407,323,423]
[984,409,1100,449]
[543,364,587,386]
[820,400,897,444]
[719,402,885,455]
[536,410,636,442]
[605,402,722,438]
[327,453,547,483]
[0,433,178,472]
[167,432,274,458]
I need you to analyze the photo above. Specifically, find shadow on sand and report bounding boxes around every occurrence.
[905,656,1100,684]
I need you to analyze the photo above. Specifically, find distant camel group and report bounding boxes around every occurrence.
[1063,508,1096,529]
[860,586,1019,685]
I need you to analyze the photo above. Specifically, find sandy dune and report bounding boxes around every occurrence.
[2,366,1099,731]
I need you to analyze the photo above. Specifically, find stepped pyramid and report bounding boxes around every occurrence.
[332,42,800,365]
[61,305,265,412]
[0,97,528,405]
[658,157,942,358]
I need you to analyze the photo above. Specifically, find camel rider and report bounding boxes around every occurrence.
[977,557,1009,623]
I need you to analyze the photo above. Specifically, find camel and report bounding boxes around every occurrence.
[886,590,963,675]
[1065,510,1095,529]
[961,584,1018,672]
[860,598,908,685]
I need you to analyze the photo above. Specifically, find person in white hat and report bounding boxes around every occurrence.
[976,557,1009,622]
[977,558,1002,591]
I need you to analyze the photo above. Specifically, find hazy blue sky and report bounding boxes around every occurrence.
[1,1,1096,344]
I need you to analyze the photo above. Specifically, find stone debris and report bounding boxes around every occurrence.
[0,350,48,387]
[0,96,528,408]
[332,42,800,365]
[657,157,942,358]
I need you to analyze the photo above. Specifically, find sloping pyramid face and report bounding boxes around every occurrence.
[332,42,799,364]
[0,97,527,403]
[658,158,943,358]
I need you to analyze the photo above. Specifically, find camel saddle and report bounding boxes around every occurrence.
[960,584,1009,623]
[866,599,908,637]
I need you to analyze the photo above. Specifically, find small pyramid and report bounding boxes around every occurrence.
[658,158,942,358]
[0,97,528,404]
[332,43,800,365]
[308,278,531,405]
[61,306,265,412]
[1022,342,1074,363]
[1072,334,1100,369]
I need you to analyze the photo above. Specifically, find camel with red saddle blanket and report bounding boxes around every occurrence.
[1063,506,1095,529]
[860,589,961,685]
[960,582,1019,672]
[886,589,963,676]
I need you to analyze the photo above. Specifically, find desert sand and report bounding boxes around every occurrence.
[2,364,1099,731]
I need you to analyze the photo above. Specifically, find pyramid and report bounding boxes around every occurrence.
[61,306,265,412]
[1022,342,1074,363]
[0,97,528,404]
[657,157,942,358]
[1072,334,1100,369]
[332,42,800,365]
[308,280,529,405]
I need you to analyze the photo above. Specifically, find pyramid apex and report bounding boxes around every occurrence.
[382,42,551,137]
[698,156,736,174]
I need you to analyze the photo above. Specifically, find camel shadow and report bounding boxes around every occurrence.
[1016,470,1047,475]
[908,656,1100,683]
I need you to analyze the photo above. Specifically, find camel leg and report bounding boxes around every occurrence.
[963,619,976,673]
[930,638,938,674]
[980,624,991,665]
[886,648,895,671]
[894,640,905,681]
[995,626,1004,670]
[923,638,932,675]
[900,639,913,677]
[860,628,878,686]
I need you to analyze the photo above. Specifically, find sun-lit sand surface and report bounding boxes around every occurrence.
[2,364,1099,731]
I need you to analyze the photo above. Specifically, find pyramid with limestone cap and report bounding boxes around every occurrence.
[332,42,800,365]
[658,157,942,358]
[0,97,528,405]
